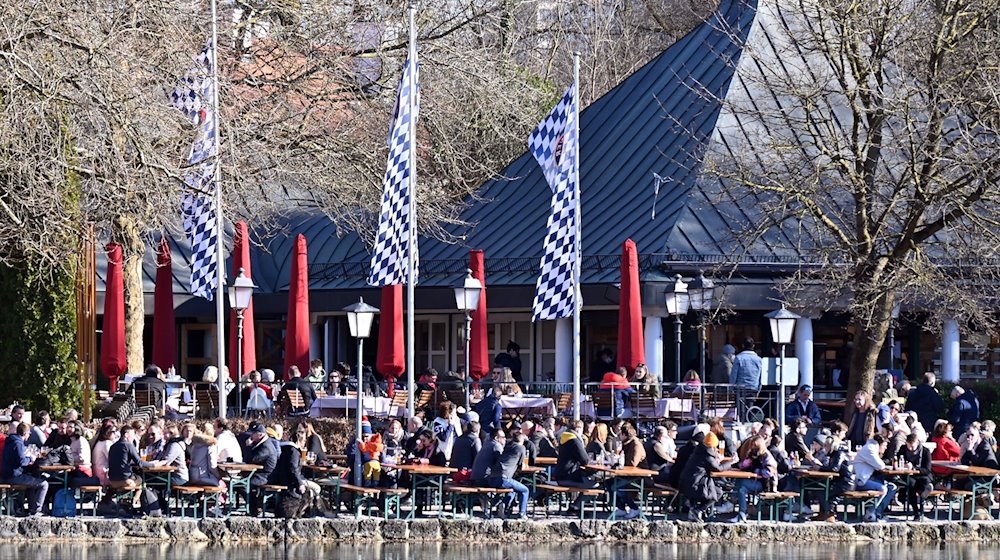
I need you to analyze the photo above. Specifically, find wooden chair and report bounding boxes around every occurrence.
[633,395,657,418]
[281,388,309,417]
[553,392,573,415]
[389,390,409,416]
[194,387,220,418]
[592,391,615,419]
[415,390,434,412]
[132,387,165,417]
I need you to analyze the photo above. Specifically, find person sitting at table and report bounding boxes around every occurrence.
[881,420,908,462]
[131,364,168,412]
[959,424,999,470]
[767,435,793,491]
[900,432,933,520]
[431,401,462,463]
[151,424,192,487]
[188,425,224,490]
[530,418,559,458]
[666,423,708,490]
[515,421,540,466]
[607,423,645,520]
[408,429,448,467]
[492,431,530,519]
[474,387,503,440]
[930,420,961,476]
[852,434,897,522]
[732,435,777,522]
[673,370,702,396]
[277,365,317,415]
[586,422,610,460]
[679,430,725,522]
[810,434,854,522]
[784,417,814,466]
[496,367,523,396]
[451,420,481,472]
[417,368,439,393]
[144,424,166,461]
[470,429,502,483]
[214,419,243,463]
[68,421,101,487]
[298,421,327,465]
[269,426,323,518]
[785,384,822,425]
[600,367,635,418]
[554,420,599,513]
[92,423,117,486]
[242,422,279,515]
[644,425,676,484]
[2,422,48,516]
[630,363,660,398]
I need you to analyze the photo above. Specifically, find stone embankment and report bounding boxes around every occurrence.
[4,517,1000,543]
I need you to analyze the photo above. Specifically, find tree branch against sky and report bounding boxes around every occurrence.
[703,0,1000,401]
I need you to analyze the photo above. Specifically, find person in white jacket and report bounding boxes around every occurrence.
[852,434,897,521]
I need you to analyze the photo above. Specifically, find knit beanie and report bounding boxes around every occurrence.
[703,432,720,448]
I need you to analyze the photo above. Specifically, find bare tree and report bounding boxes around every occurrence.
[699,0,1000,410]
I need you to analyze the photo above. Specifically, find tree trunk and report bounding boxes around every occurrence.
[116,215,145,375]
[843,291,895,420]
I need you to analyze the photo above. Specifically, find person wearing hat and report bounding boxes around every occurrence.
[679,429,724,521]
[241,421,278,514]
[494,341,523,383]
[666,423,708,489]
[710,344,737,385]
[786,384,821,425]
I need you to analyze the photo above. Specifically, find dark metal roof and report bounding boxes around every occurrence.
[102,0,763,302]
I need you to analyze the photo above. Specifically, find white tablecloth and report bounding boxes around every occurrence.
[577,397,695,419]
[499,396,556,416]
[310,396,399,417]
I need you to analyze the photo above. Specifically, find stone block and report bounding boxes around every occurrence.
[647,521,678,541]
[381,519,408,541]
[674,521,707,542]
[0,516,21,539]
[907,522,942,542]
[166,519,208,541]
[356,517,382,541]
[196,518,229,542]
[289,519,328,541]
[49,518,87,539]
[608,519,649,540]
[123,518,166,539]
[408,519,440,541]
[86,519,124,540]
[940,521,976,541]
[18,517,51,539]
[571,519,610,539]
[323,518,359,540]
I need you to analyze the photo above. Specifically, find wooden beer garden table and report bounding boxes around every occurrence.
[933,461,1000,520]
[584,464,659,520]
[791,468,838,518]
[218,462,261,516]
[382,462,456,519]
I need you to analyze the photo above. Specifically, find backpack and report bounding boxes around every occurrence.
[52,488,77,518]
[140,487,163,517]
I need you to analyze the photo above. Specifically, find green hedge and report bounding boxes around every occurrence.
[0,258,80,413]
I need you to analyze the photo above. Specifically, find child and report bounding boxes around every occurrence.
[358,421,384,487]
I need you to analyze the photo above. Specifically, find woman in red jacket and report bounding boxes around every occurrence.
[930,421,961,476]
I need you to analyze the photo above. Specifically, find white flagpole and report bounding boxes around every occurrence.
[406,2,417,418]
[210,0,227,418]
[572,52,581,422]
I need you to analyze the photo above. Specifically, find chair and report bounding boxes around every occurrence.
[245,386,272,418]
[593,391,615,419]
[389,390,409,417]
[132,387,166,417]
[553,392,573,415]
[633,395,657,418]
[194,387,221,418]
[281,388,309,417]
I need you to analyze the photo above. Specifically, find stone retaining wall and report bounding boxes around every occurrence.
[4,517,1000,543]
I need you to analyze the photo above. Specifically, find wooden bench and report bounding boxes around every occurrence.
[536,483,604,519]
[339,483,408,519]
[756,491,799,521]
[646,484,679,515]
[842,490,885,521]
[0,483,32,515]
[172,484,225,518]
[443,484,514,518]
[928,488,975,520]
[76,485,105,516]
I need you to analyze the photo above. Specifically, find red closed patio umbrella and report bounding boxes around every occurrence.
[376,284,404,397]
[229,221,257,380]
[284,234,310,378]
[617,238,645,373]
[468,250,489,385]
[152,237,177,372]
[101,242,127,392]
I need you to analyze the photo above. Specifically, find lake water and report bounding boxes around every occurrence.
[2,542,993,560]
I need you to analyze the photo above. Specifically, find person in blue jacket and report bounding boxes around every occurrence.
[948,385,980,437]
[785,384,822,425]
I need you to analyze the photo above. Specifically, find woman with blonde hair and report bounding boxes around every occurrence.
[631,363,660,397]
[497,367,523,396]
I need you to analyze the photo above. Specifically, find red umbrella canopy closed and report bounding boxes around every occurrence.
[284,234,310,378]
[617,238,645,373]
[376,284,404,397]
[469,249,489,382]
[229,221,257,379]
[151,237,177,372]
[101,242,127,392]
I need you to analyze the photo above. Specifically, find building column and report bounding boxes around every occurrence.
[795,317,814,388]
[555,318,573,384]
[942,319,960,383]
[644,316,664,384]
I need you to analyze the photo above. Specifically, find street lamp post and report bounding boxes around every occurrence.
[227,268,256,419]
[344,297,378,487]
[454,269,483,409]
[665,274,690,387]
[687,271,715,381]
[765,304,800,435]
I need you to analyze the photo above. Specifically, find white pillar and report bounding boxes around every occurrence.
[555,318,573,384]
[795,317,814,388]
[942,319,960,383]
[644,316,664,384]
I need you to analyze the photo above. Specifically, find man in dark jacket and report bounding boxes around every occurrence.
[905,373,944,431]
[131,364,169,411]
[488,431,529,518]
[679,431,724,521]
[948,385,980,437]
[451,421,481,471]
[242,422,279,514]
[108,424,154,484]
[785,384,822,425]
[2,423,48,515]
[268,430,318,518]
[475,391,502,439]
[277,365,318,414]
[554,420,597,512]
[667,427,705,489]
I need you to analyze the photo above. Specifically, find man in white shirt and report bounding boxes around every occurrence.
[852,434,897,521]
